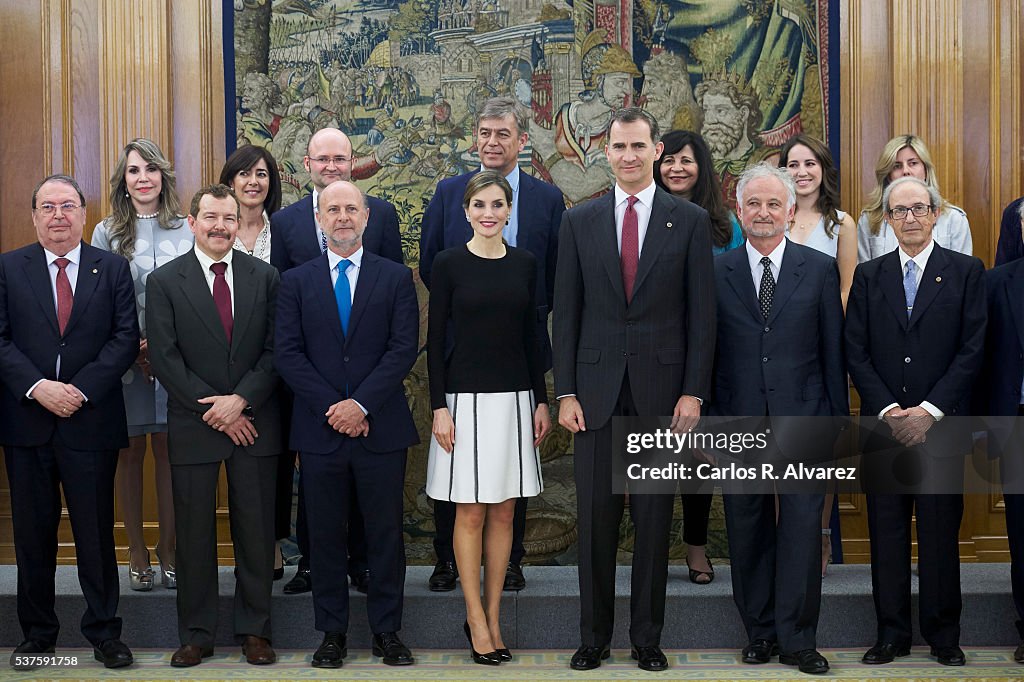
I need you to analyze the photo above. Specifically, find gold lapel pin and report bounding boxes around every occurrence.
[935,276,941,283]
[666,222,673,228]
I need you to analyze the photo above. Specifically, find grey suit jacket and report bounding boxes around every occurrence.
[146,250,281,465]
[553,186,716,430]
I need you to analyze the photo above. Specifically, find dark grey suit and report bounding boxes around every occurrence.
[553,186,715,647]
[146,250,281,647]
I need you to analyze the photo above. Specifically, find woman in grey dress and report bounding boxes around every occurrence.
[91,138,192,590]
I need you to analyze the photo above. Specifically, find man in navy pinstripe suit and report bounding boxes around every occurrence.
[553,108,716,672]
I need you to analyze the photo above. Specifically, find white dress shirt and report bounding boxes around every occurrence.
[327,246,366,414]
[27,243,84,399]
[193,245,235,316]
[613,181,657,257]
[745,237,787,296]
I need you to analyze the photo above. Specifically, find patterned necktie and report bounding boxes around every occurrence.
[759,256,775,320]
[210,262,233,342]
[54,257,73,334]
[621,195,639,302]
[335,259,352,335]
[903,259,918,319]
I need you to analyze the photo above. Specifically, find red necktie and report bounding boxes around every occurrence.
[54,257,73,334]
[621,195,639,302]
[210,262,233,343]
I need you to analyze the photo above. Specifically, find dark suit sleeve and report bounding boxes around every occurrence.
[995,198,1024,266]
[845,263,894,414]
[377,200,404,265]
[523,256,548,405]
[552,210,581,397]
[427,251,452,409]
[146,272,219,413]
[273,271,344,420]
[350,267,418,417]
[0,256,48,396]
[231,269,280,410]
[419,188,446,290]
[923,257,987,413]
[67,256,140,403]
[818,259,849,416]
[682,210,716,400]
[545,191,566,313]
[269,212,290,272]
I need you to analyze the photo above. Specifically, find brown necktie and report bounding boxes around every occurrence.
[54,257,73,334]
[621,196,639,302]
[210,261,233,342]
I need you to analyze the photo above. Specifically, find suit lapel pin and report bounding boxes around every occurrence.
[935,276,942,283]
[92,268,98,274]
[666,222,673,229]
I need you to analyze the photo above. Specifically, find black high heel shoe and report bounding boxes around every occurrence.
[463,621,501,665]
[495,647,512,662]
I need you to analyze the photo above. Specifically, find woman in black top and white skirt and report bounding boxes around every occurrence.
[427,171,551,664]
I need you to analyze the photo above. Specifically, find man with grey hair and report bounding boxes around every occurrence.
[711,164,846,674]
[0,174,139,671]
[847,175,986,667]
[419,95,566,593]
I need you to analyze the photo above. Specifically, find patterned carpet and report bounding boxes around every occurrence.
[6,648,1022,681]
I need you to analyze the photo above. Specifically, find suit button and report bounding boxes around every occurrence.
[764,327,770,333]
[903,387,908,393]
[622,352,627,357]
[762,357,768,363]
[904,357,911,363]
[59,342,66,347]
[344,356,350,362]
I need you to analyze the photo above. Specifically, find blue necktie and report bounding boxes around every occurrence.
[335,259,352,335]
[903,260,917,319]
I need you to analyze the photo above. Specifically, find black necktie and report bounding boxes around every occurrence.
[759,256,775,319]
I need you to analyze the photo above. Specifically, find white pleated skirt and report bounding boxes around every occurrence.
[426,391,544,504]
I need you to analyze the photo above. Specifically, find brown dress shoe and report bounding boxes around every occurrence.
[243,636,276,665]
[170,644,213,667]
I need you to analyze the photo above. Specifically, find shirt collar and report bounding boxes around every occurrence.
[43,242,82,266]
[614,181,657,209]
[194,245,234,273]
[312,187,320,214]
[328,246,364,272]
[746,236,787,274]
[897,239,935,273]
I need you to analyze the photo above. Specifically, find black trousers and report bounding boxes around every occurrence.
[295,469,368,578]
[574,376,674,647]
[724,492,824,653]
[171,451,276,647]
[5,441,121,646]
[301,440,406,634]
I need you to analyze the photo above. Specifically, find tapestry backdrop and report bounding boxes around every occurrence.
[227,0,837,566]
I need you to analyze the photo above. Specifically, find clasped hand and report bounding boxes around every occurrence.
[199,394,257,446]
[327,399,369,437]
[883,405,935,447]
[34,379,84,418]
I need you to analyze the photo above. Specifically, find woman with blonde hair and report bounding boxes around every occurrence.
[91,138,192,590]
[857,135,972,262]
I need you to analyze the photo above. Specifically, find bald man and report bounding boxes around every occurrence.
[270,127,404,596]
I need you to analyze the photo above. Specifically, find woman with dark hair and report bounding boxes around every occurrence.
[218,144,289,579]
[426,171,551,664]
[654,129,744,255]
[778,134,857,306]
[653,130,740,587]
[91,138,192,590]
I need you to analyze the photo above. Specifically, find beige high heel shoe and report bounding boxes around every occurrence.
[127,548,154,591]
[156,546,176,589]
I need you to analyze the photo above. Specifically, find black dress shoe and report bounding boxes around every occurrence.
[311,632,347,668]
[862,641,910,664]
[1015,639,1024,663]
[495,648,512,662]
[428,561,458,592]
[503,562,526,591]
[10,640,54,671]
[463,621,501,665]
[170,644,214,667]
[741,639,779,664]
[780,649,829,674]
[631,645,669,671]
[373,632,414,666]
[283,567,311,594]
[930,645,966,666]
[93,639,134,669]
[570,644,610,670]
[351,569,370,594]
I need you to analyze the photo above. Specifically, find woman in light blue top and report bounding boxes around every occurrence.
[91,138,192,591]
[857,135,972,262]
[654,130,742,587]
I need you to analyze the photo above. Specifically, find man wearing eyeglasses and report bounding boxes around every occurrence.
[846,176,986,668]
[270,127,403,597]
[0,175,139,671]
